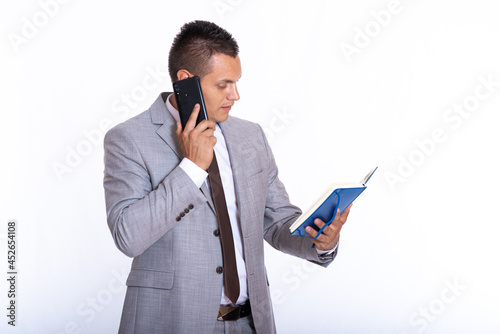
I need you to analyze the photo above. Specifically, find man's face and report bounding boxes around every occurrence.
[199,53,241,123]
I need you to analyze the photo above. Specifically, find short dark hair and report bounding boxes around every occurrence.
[168,20,239,82]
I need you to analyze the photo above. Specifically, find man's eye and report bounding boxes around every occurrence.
[218,85,227,89]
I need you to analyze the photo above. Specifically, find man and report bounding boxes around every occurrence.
[103,20,351,334]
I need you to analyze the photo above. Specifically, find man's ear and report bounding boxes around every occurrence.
[176,69,192,81]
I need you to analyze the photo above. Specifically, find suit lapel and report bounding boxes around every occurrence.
[200,183,214,211]
[151,93,183,159]
[150,93,215,211]
[219,118,246,181]
[219,117,252,237]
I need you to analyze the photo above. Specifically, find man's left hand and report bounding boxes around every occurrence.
[305,204,352,251]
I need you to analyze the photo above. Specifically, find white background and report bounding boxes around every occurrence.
[1,0,499,333]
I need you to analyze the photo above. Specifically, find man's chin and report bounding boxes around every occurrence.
[215,115,230,123]
[209,111,230,123]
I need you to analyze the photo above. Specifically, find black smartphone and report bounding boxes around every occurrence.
[172,76,209,129]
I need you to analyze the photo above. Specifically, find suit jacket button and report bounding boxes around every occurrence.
[184,208,189,214]
[188,204,194,209]
[213,229,220,237]
[176,216,181,222]
[180,212,185,218]
[216,266,223,274]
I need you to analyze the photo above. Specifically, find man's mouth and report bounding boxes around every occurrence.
[221,105,233,112]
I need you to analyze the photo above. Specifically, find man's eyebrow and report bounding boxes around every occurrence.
[217,75,242,84]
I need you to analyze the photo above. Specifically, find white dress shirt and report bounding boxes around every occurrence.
[165,95,336,305]
[165,95,248,305]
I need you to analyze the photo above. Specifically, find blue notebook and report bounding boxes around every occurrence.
[290,167,377,239]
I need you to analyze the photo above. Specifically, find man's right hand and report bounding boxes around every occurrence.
[176,104,217,171]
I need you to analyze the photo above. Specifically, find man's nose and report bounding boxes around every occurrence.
[228,84,240,101]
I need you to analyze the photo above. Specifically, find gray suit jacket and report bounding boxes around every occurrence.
[103,93,336,333]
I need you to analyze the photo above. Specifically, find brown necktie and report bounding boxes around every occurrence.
[207,153,240,305]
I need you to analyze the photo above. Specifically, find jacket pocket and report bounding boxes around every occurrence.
[126,268,174,290]
[242,146,265,177]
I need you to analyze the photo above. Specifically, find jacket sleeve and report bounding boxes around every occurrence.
[259,126,337,267]
[103,124,207,258]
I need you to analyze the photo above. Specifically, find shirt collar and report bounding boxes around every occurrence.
[165,93,181,123]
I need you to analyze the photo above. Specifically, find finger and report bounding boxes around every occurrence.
[315,217,335,237]
[338,204,352,222]
[305,219,325,239]
[197,119,216,132]
[202,128,215,138]
[176,121,182,139]
[342,204,353,217]
[333,209,341,222]
[305,226,319,239]
[185,104,200,131]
